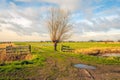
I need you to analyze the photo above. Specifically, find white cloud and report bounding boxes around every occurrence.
[75,14,120,33]
[71,29,120,41]
[42,0,79,11]
[0,29,49,41]
[14,0,80,11]
[0,2,47,35]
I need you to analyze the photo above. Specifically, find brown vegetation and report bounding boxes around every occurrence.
[74,47,120,55]
[0,42,15,48]
[0,53,33,62]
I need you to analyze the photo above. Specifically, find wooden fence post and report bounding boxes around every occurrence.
[29,45,31,53]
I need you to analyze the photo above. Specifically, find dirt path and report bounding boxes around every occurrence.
[34,54,120,80]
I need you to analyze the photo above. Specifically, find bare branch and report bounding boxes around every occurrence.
[46,8,73,50]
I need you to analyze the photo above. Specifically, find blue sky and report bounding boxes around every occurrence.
[0,0,120,41]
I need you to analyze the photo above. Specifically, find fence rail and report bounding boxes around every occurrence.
[61,45,74,52]
[0,45,31,54]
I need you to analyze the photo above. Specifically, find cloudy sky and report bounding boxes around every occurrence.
[0,0,120,41]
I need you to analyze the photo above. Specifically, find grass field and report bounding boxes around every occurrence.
[0,42,120,79]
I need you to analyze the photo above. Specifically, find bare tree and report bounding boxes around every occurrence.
[47,8,72,51]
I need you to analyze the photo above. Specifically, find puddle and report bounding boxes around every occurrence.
[74,64,96,69]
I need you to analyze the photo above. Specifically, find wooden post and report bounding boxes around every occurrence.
[29,45,31,53]
[61,45,63,51]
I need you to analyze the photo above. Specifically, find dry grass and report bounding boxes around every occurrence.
[0,53,33,62]
[0,43,15,48]
[25,54,33,60]
[74,47,120,55]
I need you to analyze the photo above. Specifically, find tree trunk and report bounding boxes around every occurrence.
[54,42,57,51]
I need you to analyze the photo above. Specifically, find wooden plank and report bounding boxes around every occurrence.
[61,45,74,52]
[5,45,31,54]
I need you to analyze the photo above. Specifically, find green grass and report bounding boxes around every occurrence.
[0,42,120,79]
[62,42,120,48]
[6,42,120,65]
[65,53,120,65]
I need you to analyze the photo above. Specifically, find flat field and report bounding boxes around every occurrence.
[0,42,120,80]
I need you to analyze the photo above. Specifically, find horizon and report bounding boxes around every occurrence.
[0,39,119,42]
[0,0,120,41]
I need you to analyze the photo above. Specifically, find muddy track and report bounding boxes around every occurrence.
[37,54,120,80]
